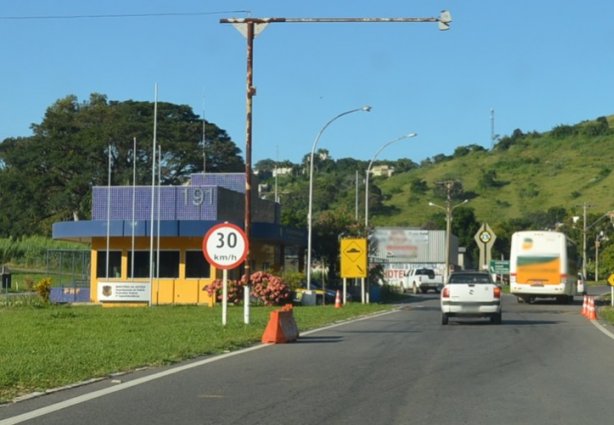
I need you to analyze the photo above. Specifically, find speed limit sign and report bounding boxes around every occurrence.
[202,222,249,270]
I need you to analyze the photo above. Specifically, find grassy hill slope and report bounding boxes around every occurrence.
[372,118,614,227]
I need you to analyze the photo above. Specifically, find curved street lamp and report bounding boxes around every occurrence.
[306,105,371,290]
[364,132,417,228]
[428,198,468,282]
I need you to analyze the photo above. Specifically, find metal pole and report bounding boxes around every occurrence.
[243,22,255,323]
[355,171,359,221]
[364,133,416,228]
[582,203,587,281]
[221,12,450,291]
[595,237,600,283]
[105,145,112,280]
[131,137,136,280]
[221,13,451,26]
[445,201,451,281]
[307,106,370,289]
[148,84,158,307]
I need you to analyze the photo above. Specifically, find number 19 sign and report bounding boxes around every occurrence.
[202,223,249,270]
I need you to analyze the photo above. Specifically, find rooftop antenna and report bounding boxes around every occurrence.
[490,108,500,149]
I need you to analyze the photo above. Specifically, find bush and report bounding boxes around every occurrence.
[247,272,292,306]
[34,277,52,303]
[203,271,292,306]
[281,271,305,291]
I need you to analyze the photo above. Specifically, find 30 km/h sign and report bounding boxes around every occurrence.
[202,223,249,270]
[202,223,249,327]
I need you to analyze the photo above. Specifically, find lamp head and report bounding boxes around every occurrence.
[362,105,372,112]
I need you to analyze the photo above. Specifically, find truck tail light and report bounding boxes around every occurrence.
[494,286,501,299]
[442,287,450,298]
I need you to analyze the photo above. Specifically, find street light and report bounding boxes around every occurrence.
[365,133,417,228]
[428,198,468,282]
[307,105,371,289]
[578,204,614,281]
[595,231,607,283]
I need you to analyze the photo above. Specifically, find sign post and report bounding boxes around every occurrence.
[474,223,496,270]
[608,273,614,307]
[340,238,367,304]
[202,223,249,325]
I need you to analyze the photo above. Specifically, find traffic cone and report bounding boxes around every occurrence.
[335,290,342,308]
[587,296,597,321]
[582,295,588,317]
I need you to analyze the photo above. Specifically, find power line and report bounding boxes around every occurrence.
[0,10,250,21]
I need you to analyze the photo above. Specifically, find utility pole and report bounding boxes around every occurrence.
[582,202,588,280]
[429,180,467,281]
[220,10,452,285]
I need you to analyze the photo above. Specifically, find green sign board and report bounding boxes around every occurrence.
[489,260,510,274]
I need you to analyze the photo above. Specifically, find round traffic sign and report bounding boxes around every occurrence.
[202,223,249,270]
[479,231,492,243]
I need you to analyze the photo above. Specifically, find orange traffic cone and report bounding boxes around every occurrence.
[335,290,342,308]
[587,296,598,321]
[582,295,588,317]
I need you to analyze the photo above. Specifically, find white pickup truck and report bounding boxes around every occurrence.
[405,268,444,294]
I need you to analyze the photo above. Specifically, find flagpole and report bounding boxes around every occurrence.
[131,137,136,280]
[105,145,112,279]
[149,84,158,306]
[156,145,161,305]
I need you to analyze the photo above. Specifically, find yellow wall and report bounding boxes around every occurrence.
[90,236,281,306]
[91,237,213,305]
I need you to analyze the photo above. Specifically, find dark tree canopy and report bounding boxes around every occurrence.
[0,93,244,237]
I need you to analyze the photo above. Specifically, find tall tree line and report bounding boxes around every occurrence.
[0,93,244,237]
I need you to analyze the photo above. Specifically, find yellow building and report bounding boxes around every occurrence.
[52,173,305,306]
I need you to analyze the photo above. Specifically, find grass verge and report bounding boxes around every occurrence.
[0,302,395,403]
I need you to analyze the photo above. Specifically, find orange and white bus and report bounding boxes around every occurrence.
[510,230,582,304]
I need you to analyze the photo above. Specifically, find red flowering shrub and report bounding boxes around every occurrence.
[247,271,292,306]
[203,271,291,306]
[203,279,244,304]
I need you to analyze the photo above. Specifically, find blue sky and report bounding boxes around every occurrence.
[1,1,613,166]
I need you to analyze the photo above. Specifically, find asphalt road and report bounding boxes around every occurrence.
[1,288,614,425]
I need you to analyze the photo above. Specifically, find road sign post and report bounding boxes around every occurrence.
[474,223,496,270]
[202,223,249,325]
[340,238,367,304]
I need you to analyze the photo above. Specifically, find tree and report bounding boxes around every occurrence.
[393,158,418,173]
[479,169,501,189]
[410,178,428,194]
[0,93,244,237]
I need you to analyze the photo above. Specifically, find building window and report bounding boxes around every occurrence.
[127,251,180,278]
[127,251,150,278]
[158,251,180,278]
[185,251,211,278]
[97,251,122,278]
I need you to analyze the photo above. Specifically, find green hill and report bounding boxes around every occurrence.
[257,114,614,271]
[259,115,614,230]
[369,116,614,227]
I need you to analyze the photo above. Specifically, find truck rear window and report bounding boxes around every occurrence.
[448,274,492,284]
